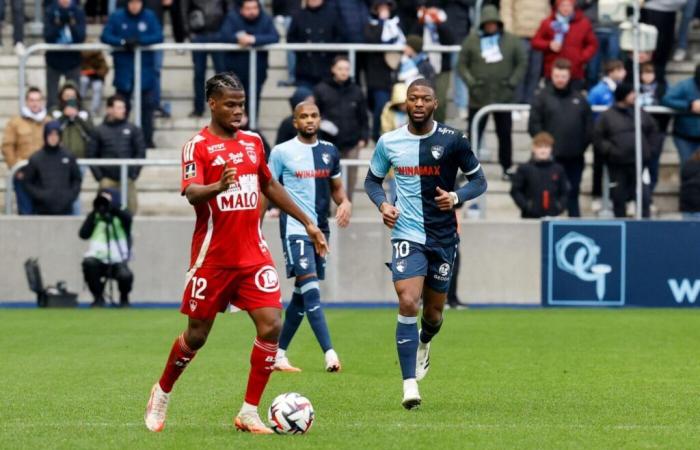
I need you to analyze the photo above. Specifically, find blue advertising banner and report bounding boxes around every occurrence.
[542,221,700,307]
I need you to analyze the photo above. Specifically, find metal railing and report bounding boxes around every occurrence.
[5,158,371,215]
[19,42,461,130]
[470,103,678,218]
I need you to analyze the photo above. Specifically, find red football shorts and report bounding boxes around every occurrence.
[180,263,282,320]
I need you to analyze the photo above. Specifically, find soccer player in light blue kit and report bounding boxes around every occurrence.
[267,101,352,372]
[364,79,488,409]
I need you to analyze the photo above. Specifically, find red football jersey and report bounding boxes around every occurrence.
[181,127,273,269]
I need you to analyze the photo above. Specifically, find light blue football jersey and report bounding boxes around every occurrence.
[369,122,481,246]
[268,137,341,239]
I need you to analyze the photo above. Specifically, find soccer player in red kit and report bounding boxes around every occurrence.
[144,72,328,434]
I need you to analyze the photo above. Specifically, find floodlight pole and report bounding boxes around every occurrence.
[632,0,643,219]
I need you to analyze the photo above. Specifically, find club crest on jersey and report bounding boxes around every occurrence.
[230,152,244,164]
[189,299,197,311]
[255,265,280,293]
[431,145,445,160]
[217,174,259,211]
[322,152,331,165]
[396,259,407,273]
[246,148,257,164]
[184,163,196,179]
[299,257,309,270]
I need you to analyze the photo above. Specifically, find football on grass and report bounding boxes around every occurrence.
[268,392,315,434]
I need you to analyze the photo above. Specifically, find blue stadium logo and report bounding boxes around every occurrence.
[545,222,625,306]
[555,232,612,301]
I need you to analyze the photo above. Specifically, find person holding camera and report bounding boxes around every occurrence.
[79,188,134,308]
[44,0,87,111]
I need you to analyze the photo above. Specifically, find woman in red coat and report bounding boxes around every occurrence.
[531,0,598,90]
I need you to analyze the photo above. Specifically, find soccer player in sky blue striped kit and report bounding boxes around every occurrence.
[364,78,488,409]
[266,102,352,372]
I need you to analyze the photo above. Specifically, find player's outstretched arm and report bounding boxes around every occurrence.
[261,178,329,256]
[330,178,351,228]
[183,161,237,206]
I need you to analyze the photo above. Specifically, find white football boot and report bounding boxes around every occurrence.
[401,378,421,410]
[415,335,431,382]
[324,349,341,372]
[234,410,274,434]
[144,383,170,432]
[273,356,302,372]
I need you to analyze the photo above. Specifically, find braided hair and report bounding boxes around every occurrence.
[205,72,245,101]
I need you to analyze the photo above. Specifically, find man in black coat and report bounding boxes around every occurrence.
[528,58,593,217]
[594,82,657,218]
[287,0,342,88]
[87,95,146,214]
[313,55,369,200]
[510,131,569,218]
[23,121,82,215]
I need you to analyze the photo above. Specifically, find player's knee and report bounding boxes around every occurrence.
[184,327,209,350]
[423,303,444,323]
[259,319,282,342]
[397,294,420,316]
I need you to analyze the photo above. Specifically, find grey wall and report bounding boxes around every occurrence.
[0,217,540,305]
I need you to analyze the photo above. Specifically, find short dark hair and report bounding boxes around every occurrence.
[407,77,435,93]
[206,72,245,100]
[332,55,350,67]
[239,0,259,6]
[106,94,127,108]
[603,60,624,75]
[25,86,42,99]
[552,58,572,72]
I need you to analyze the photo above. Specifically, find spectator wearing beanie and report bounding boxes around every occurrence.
[22,121,82,215]
[594,82,658,218]
[459,4,526,179]
[531,0,598,90]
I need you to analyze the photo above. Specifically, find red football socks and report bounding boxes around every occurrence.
[244,337,278,406]
[158,333,197,393]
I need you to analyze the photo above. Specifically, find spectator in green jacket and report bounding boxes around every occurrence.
[458,4,526,179]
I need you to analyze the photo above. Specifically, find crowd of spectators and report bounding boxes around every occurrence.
[2,0,700,220]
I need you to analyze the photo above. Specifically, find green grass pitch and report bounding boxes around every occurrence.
[3,308,700,449]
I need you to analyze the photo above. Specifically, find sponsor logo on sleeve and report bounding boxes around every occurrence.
[184,163,197,180]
